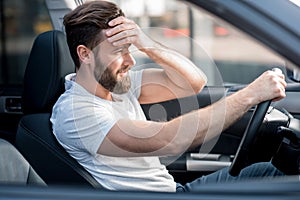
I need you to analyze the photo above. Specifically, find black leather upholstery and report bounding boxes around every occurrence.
[16,113,101,187]
[0,139,46,186]
[22,30,74,114]
[15,30,102,188]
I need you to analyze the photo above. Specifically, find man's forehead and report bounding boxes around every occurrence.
[93,30,132,52]
[93,41,131,55]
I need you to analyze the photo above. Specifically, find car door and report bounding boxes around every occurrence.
[0,0,53,144]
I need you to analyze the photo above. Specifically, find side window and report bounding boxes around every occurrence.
[117,0,192,70]
[0,0,52,86]
[190,6,286,86]
[117,0,287,87]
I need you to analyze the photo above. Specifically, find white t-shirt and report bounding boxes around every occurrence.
[50,70,176,192]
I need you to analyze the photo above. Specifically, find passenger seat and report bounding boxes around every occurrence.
[0,138,46,186]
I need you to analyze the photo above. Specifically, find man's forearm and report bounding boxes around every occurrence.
[163,87,255,154]
[141,41,207,93]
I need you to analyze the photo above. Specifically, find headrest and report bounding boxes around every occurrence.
[23,30,74,114]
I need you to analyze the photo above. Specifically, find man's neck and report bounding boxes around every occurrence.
[75,70,113,101]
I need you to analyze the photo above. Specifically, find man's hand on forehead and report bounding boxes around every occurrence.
[105,17,136,40]
[107,16,130,28]
[105,16,152,51]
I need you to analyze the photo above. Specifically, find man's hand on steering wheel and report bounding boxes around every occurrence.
[229,68,287,176]
[244,68,286,105]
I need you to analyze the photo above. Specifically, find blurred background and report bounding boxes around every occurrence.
[0,0,286,87]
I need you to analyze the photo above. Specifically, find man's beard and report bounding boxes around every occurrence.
[94,67,131,94]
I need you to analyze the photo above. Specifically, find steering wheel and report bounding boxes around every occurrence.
[229,100,271,176]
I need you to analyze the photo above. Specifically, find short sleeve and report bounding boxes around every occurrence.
[51,86,118,156]
[73,103,117,155]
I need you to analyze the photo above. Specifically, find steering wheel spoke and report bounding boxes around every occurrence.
[229,100,271,176]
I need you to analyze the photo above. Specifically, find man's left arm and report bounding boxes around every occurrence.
[106,16,207,104]
[138,42,207,104]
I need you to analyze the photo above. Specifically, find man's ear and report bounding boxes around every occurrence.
[77,45,93,64]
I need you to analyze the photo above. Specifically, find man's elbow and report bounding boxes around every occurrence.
[192,77,207,94]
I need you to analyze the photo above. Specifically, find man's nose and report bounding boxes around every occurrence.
[123,53,136,68]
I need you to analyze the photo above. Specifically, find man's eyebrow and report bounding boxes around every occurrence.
[112,44,131,51]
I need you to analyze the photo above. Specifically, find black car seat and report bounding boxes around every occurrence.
[0,138,46,186]
[15,30,102,188]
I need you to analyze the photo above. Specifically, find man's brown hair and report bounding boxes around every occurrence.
[63,1,124,69]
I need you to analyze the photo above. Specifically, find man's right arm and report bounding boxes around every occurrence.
[98,69,286,157]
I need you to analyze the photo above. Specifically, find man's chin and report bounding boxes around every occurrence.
[112,77,131,94]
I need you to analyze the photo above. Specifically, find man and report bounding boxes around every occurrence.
[50,1,286,192]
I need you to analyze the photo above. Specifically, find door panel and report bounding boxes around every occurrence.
[0,87,23,144]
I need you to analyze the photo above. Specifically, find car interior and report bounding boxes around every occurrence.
[12,29,226,186]
[9,29,300,187]
[0,1,300,198]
